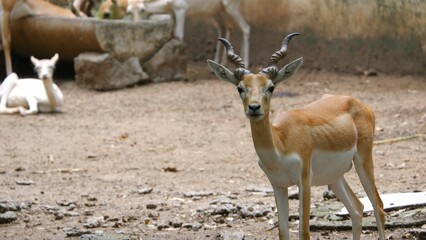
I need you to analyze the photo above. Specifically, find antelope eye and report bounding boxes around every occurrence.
[267,85,275,93]
[237,86,244,94]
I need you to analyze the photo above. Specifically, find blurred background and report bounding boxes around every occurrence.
[2,0,425,77]
[186,0,425,75]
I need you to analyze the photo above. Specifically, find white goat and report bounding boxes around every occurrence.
[0,54,64,116]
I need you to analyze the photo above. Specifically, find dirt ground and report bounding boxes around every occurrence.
[0,63,425,240]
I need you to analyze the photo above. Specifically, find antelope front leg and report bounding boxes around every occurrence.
[298,173,311,239]
[272,186,290,240]
[1,8,13,74]
[172,0,188,40]
[19,96,39,116]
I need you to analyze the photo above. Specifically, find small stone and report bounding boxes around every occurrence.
[220,230,245,240]
[363,68,378,76]
[245,187,273,194]
[56,199,77,207]
[183,191,213,198]
[0,211,17,224]
[84,217,102,228]
[323,190,336,200]
[182,222,203,231]
[0,201,23,212]
[137,187,153,194]
[15,167,25,172]
[146,203,158,210]
[66,204,76,211]
[54,212,64,220]
[16,180,35,185]
[288,190,299,200]
[87,196,98,202]
[64,227,91,237]
[84,210,94,216]
[171,220,183,228]
[43,205,60,212]
[157,222,170,230]
[65,211,79,217]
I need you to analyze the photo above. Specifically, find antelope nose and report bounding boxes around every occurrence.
[248,104,261,111]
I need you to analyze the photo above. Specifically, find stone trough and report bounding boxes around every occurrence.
[10,15,186,90]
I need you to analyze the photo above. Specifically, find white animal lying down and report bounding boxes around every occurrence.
[0,54,64,116]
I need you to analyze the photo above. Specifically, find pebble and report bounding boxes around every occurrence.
[15,180,35,185]
[322,190,337,200]
[170,219,183,228]
[84,217,102,228]
[220,230,245,240]
[182,222,202,231]
[146,203,158,210]
[0,211,17,224]
[156,222,170,230]
[137,187,153,194]
[64,227,91,237]
[183,191,214,198]
[78,233,135,240]
[0,201,32,212]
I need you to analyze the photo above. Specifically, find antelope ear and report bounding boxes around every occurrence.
[30,56,39,66]
[207,60,239,86]
[273,57,303,85]
[51,53,59,64]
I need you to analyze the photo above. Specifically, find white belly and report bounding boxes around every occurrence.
[258,146,356,188]
[310,147,356,186]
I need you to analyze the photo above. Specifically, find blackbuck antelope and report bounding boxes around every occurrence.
[207,33,385,240]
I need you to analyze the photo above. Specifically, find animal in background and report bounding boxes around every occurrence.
[1,0,83,75]
[207,33,386,240]
[0,54,64,116]
[95,0,128,19]
[98,0,251,67]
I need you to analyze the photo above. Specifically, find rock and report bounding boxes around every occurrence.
[74,15,187,89]
[137,187,153,195]
[64,227,91,237]
[323,190,337,200]
[0,201,31,213]
[182,222,203,231]
[56,199,77,207]
[156,222,170,230]
[65,211,79,217]
[78,233,136,240]
[15,180,35,185]
[212,204,238,216]
[94,15,173,60]
[75,53,149,90]
[170,219,183,228]
[220,231,245,240]
[54,211,64,220]
[288,189,299,200]
[363,68,379,76]
[43,205,60,212]
[0,211,17,224]
[183,191,214,198]
[84,217,103,228]
[143,39,187,83]
[146,203,158,210]
[245,186,274,194]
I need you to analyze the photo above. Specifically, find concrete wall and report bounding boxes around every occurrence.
[186,0,426,75]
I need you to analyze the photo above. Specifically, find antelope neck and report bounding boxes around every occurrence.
[42,78,58,110]
[249,112,281,152]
